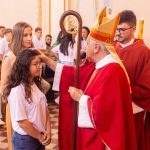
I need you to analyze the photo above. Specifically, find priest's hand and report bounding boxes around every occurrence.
[68,86,84,102]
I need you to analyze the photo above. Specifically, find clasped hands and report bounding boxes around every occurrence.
[39,130,51,146]
[68,86,84,102]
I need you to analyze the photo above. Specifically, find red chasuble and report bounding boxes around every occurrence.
[59,62,136,150]
[114,39,150,150]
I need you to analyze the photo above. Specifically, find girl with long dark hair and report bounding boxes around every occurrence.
[3,49,51,150]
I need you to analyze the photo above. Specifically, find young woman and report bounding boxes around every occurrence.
[3,49,51,150]
[1,22,50,101]
[0,22,50,149]
[52,33,76,66]
[81,26,90,50]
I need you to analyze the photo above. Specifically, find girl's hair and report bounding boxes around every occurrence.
[3,49,42,102]
[60,33,74,56]
[10,22,32,56]
[57,30,63,43]
[82,26,90,40]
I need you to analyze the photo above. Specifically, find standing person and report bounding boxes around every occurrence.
[0,22,33,150]
[0,22,33,100]
[45,34,52,50]
[33,27,46,49]
[1,22,50,98]
[81,26,90,49]
[52,32,76,66]
[41,8,137,150]
[80,26,90,59]
[0,28,12,60]
[114,10,150,150]
[0,26,6,40]
[0,22,50,150]
[3,49,51,150]
[44,34,57,58]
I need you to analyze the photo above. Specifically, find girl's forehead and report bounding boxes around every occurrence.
[32,55,41,61]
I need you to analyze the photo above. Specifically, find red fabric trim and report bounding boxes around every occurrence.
[90,32,113,44]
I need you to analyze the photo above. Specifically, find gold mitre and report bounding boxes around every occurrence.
[89,8,130,85]
[89,7,120,45]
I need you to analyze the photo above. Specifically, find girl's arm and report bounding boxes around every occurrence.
[1,56,13,102]
[42,107,51,145]
[18,119,45,143]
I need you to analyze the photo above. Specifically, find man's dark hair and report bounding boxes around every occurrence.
[46,34,52,38]
[0,26,5,29]
[5,28,12,34]
[35,27,42,32]
[119,10,137,27]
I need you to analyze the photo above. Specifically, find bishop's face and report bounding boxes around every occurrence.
[86,38,95,62]
[115,22,136,44]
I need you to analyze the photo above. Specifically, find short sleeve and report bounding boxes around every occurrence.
[8,85,27,121]
[51,45,60,54]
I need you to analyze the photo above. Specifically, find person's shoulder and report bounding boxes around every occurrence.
[51,44,60,52]
[132,40,150,58]
[32,37,37,42]
[11,84,25,93]
[4,51,13,57]
[103,63,123,75]
[8,84,25,103]
[134,39,149,50]
[0,38,5,48]
[3,51,15,65]
[0,38,4,43]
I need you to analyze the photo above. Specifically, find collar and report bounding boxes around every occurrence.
[96,54,118,69]
[120,38,134,48]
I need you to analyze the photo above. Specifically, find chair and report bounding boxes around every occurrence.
[6,104,13,150]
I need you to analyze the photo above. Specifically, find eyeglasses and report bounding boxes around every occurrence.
[116,26,134,33]
[31,62,42,67]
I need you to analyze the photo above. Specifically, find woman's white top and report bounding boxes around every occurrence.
[52,42,76,66]
[8,83,47,135]
[0,38,10,55]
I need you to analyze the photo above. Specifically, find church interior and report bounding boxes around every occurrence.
[0,0,150,150]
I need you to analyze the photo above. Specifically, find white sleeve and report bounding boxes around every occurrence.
[132,102,144,114]
[78,95,94,128]
[41,40,46,49]
[51,45,60,54]
[8,86,27,121]
[73,43,77,59]
[0,40,5,54]
[32,38,37,48]
[52,63,64,91]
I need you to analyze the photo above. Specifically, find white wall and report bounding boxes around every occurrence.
[0,0,38,30]
[41,0,50,37]
[50,0,64,42]
[78,1,96,29]
[0,0,150,47]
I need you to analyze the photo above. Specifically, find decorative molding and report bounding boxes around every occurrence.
[64,0,66,11]
[38,0,42,27]
[76,0,80,12]
[49,0,51,33]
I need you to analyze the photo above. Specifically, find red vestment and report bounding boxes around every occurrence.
[114,39,150,150]
[59,61,136,150]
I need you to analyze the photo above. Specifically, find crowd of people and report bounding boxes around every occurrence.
[0,7,150,150]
